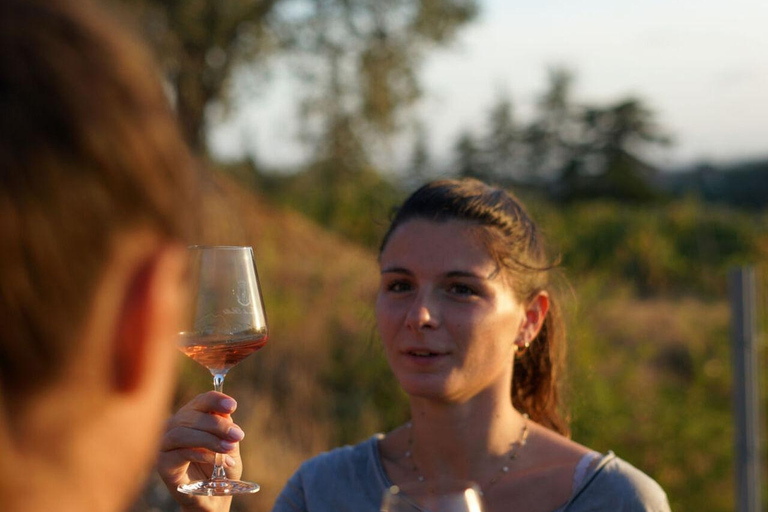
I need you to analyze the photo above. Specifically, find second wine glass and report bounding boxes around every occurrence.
[381,479,486,512]
[177,245,268,496]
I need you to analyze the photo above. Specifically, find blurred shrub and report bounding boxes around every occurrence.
[540,197,767,296]
[564,294,736,512]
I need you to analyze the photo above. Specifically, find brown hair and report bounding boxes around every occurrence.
[0,0,199,406]
[379,178,569,435]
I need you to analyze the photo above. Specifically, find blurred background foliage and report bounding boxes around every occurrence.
[112,1,768,511]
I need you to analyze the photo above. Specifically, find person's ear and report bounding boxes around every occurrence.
[517,291,550,348]
[111,245,186,393]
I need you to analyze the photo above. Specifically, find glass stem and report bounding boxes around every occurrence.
[212,372,227,480]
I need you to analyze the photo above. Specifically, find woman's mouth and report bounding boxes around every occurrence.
[405,349,446,358]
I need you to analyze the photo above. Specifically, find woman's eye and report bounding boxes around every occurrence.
[448,284,476,296]
[386,281,413,293]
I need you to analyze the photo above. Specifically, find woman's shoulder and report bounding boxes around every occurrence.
[293,434,384,483]
[273,435,386,512]
[566,452,670,511]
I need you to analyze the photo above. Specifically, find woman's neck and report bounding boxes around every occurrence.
[405,390,527,483]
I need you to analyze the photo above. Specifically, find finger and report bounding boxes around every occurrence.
[169,409,245,441]
[159,448,238,470]
[160,425,242,454]
[179,391,238,416]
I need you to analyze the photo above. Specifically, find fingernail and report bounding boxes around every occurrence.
[224,455,237,468]
[227,426,245,441]
[220,398,237,411]
[221,440,237,452]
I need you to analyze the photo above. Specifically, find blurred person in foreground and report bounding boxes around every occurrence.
[159,178,670,511]
[0,0,201,510]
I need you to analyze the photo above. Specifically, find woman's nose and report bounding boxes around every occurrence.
[405,293,439,331]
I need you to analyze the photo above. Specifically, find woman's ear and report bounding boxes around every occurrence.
[111,244,186,394]
[518,291,550,347]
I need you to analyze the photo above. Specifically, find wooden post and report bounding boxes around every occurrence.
[729,266,762,512]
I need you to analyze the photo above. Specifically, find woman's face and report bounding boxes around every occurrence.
[376,218,529,403]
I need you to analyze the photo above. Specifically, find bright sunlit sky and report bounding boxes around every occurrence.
[210,0,768,172]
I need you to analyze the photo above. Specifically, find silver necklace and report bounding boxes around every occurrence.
[404,414,530,493]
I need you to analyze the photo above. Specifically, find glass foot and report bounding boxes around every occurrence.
[177,478,260,496]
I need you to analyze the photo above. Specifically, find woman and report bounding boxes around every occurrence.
[159,179,670,511]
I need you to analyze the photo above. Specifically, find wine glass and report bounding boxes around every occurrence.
[177,245,268,496]
[381,480,486,512]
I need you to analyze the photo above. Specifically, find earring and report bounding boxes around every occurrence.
[515,337,530,356]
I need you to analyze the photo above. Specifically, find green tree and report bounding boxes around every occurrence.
[119,0,479,154]
[407,121,432,185]
[523,67,580,182]
[454,131,489,180]
[484,95,524,183]
[475,67,672,200]
[561,98,671,201]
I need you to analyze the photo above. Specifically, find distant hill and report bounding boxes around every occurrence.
[657,157,768,209]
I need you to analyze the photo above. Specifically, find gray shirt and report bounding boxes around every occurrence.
[272,434,671,512]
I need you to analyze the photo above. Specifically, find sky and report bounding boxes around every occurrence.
[210,0,768,172]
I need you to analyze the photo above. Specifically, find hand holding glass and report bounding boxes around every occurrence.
[381,480,486,512]
[177,246,268,496]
